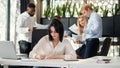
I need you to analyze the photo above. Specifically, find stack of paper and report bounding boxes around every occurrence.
[69,24,78,34]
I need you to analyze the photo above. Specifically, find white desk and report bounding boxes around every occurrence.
[0,58,69,68]
[0,56,120,68]
[68,56,120,68]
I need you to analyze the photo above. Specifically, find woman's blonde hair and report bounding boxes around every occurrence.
[77,15,88,27]
[77,15,88,35]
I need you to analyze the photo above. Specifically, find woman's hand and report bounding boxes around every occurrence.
[73,40,83,44]
[35,55,46,60]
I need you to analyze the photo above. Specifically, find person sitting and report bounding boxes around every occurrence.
[73,15,88,44]
[29,19,77,68]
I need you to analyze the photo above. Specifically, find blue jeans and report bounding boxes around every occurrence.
[84,38,99,58]
[76,38,99,59]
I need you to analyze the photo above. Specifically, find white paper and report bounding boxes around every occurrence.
[72,34,82,41]
[64,59,78,61]
[35,23,49,29]
[21,58,38,62]
[69,24,78,34]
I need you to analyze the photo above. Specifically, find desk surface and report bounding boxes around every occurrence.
[0,58,68,67]
[0,56,120,68]
[69,56,120,68]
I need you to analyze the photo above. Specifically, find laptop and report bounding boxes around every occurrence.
[0,41,23,60]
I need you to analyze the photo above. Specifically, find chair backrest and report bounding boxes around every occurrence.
[31,29,49,49]
[98,37,111,56]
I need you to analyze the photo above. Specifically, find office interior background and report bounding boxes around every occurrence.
[0,0,120,56]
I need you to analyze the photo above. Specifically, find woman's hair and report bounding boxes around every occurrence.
[77,15,88,28]
[48,19,64,42]
[77,15,88,34]
[53,15,61,21]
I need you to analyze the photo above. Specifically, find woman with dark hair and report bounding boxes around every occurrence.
[29,19,76,60]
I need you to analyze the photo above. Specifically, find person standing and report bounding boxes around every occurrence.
[76,4,102,59]
[16,3,36,55]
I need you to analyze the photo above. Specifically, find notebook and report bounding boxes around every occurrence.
[0,41,22,60]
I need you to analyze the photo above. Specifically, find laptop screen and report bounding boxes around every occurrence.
[0,41,17,59]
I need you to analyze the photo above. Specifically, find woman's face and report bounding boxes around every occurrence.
[78,18,85,27]
[50,26,59,40]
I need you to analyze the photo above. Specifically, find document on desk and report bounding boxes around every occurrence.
[64,59,78,61]
[21,58,38,62]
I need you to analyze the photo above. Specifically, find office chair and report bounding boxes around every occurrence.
[98,37,111,56]
[31,29,49,50]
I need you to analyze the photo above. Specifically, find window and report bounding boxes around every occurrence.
[0,0,20,53]
[0,0,7,41]
[42,0,118,17]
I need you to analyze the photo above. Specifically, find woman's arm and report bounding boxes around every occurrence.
[64,39,77,60]
[29,36,48,59]
[46,55,65,59]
